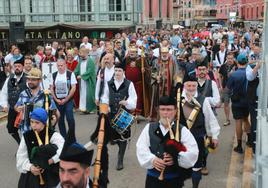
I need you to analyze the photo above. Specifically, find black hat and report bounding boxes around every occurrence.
[59,128,94,166]
[14,56,24,66]
[196,59,208,68]
[114,62,126,71]
[159,96,176,106]
[183,73,198,83]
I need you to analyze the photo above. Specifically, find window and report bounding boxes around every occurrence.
[167,0,170,18]
[149,0,152,18]
[159,0,162,18]
[256,7,258,18]
[251,7,253,18]
[80,0,86,12]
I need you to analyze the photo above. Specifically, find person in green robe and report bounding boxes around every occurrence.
[74,47,96,113]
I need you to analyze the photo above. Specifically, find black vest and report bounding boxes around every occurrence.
[181,94,206,137]
[149,122,182,172]
[108,78,130,116]
[198,80,212,97]
[23,129,55,158]
[7,73,27,109]
[98,68,106,100]
[148,122,191,181]
[23,129,59,187]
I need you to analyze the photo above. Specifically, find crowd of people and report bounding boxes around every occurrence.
[0,25,263,188]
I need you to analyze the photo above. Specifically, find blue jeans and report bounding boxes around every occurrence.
[56,100,75,138]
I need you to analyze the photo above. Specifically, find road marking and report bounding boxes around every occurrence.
[242,147,253,188]
[226,135,243,188]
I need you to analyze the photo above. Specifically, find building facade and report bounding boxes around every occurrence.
[216,0,264,26]
[142,0,173,29]
[173,0,217,28]
[0,0,145,51]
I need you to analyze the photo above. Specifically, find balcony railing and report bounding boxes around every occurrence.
[0,11,134,25]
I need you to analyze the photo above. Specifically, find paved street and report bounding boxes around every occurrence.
[0,107,243,188]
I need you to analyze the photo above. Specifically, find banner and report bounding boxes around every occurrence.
[42,62,57,90]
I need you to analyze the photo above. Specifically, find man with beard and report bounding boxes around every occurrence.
[57,129,94,188]
[196,60,220,175]
[219,53,237,126]
[0,56,27,145]
[95,53,115,106]
[181,74,220,188]
[15,68,59,133]
[149,47,177,121]
[74,47,96,114]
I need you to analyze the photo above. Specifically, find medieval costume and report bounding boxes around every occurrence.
[150,47,177,120]
[124,46,151,117]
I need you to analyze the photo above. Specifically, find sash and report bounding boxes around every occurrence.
[182,98,201,129]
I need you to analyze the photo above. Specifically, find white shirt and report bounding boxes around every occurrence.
[181,90,220,140]
[0,73,24,108]
[16,132,64,173]
[136,123,199,169]
[52,48,57,56]
[4,53,13,64]
[53,71,77,99]
[102,78,137,111]
[198,79,220,107]
[95,65,115,102]
[215,49,227,67]
[212,32,222,41]
[80,42,92,50]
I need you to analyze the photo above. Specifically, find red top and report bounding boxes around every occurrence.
[66,60,78,72]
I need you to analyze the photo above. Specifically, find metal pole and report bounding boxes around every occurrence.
[256,1,268,187]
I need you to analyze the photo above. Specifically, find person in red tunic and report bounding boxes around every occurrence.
[124,46,151,119]
[66,49,79,109]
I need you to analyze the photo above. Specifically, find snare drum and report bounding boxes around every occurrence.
[112,108,135,135]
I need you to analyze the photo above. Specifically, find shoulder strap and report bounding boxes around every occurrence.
[66,70,72,90]
[216,52,220,64]
[98,68,106,99]
[52,71,58,86]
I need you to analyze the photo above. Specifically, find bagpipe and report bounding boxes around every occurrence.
[93,104,109,188]
[159,77,187,181]
[31,90,57,186]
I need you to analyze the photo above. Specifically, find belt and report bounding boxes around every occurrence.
[147,169,180,180]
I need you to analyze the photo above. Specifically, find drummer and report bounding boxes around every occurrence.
[101,61,137,171]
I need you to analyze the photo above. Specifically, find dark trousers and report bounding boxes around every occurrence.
[248,101,257,153]
[145,175,183,188]
[7,108,20,144]
[7,108,18,134]
[56,100,75,138]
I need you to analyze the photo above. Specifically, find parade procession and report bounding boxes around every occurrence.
[0,0,267,188]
